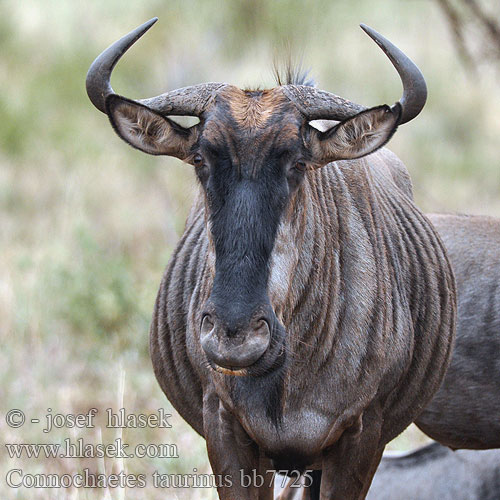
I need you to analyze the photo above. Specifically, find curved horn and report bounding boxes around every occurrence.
[86,18,225,116]
[86,18,158,113]
[360,24,427,124]
[282,25,427,124]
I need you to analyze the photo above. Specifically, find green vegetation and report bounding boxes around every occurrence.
[1,0,498,498]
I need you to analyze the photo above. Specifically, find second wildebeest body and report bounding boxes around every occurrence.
[87,19,456,499]
[367,443,500,500]
[415,214,500,450]
[275,443,500,500]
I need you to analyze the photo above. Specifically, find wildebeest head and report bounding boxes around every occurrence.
[86,18,426,375]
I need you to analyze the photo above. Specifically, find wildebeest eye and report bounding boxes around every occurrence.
[286,160,307,190]
[193,154,204,167]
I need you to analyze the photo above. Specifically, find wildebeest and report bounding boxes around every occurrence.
[86,18,456,499]
[276,443,500,500]
[415,213,500,450]
[367,443,500,500]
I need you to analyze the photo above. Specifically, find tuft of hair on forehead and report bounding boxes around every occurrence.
[273,52,315,87]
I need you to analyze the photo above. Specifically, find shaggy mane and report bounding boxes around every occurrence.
[273,59,315,87]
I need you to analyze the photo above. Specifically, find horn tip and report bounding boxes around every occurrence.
[359,23,372,34]
[139,17,159,34]
[359,23,384,47]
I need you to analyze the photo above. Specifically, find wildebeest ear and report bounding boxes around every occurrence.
[309,104,401,165]
[105,94,197,160]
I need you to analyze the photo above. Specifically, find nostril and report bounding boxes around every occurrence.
[201,314,214,336]
[254,318,271,336]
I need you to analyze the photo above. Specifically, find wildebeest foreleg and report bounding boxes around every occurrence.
[203,391,274,500]
[320,410,384,500]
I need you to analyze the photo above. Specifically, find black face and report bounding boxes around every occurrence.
[192,87,309,375]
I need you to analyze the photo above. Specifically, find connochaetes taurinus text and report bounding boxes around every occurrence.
[86,18,456,500]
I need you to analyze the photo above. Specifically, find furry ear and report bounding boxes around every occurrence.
[105,95,198,160]
[309,104,401,165]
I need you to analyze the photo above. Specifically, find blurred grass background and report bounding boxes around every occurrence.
[0,0,498,498]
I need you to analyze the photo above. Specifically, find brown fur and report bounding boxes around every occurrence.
[227,88,284,129]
